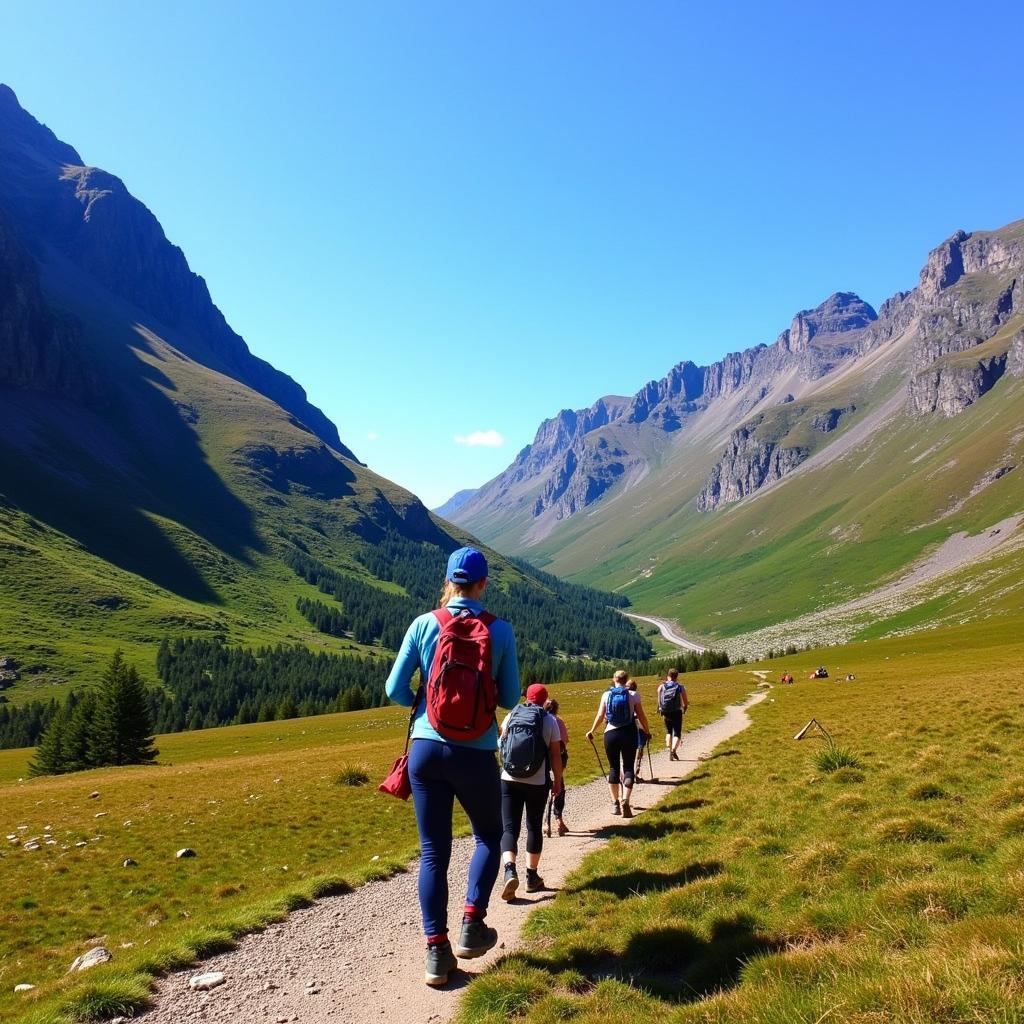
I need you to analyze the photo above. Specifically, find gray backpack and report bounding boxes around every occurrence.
[500,704,548,778]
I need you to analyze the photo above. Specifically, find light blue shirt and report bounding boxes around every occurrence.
[385,597,521,750]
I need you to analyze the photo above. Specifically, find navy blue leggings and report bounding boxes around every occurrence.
[408,739,502,937]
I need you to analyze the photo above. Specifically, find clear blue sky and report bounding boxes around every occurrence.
[3,2,1023,507]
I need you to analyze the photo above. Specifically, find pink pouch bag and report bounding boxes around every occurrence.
[378,689,421,800]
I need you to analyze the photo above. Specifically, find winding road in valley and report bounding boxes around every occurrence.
[624,612,707,653]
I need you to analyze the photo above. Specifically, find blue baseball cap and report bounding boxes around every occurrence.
[446,546,488,583]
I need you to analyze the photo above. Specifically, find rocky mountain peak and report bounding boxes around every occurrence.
[0,83,82,167]
[781,292,878,353]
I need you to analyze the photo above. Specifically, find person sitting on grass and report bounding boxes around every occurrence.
[544,697,570,835]
[586,669,651,819]
[498,683,563,899]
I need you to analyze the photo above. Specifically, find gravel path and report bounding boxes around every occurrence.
[623,613,707,652]
[142,692,766,1024]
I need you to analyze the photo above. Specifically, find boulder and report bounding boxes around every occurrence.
[122,858,138,868]
[189,971,226,991]
[69,947,112,972]
[14,983,35,992]
[176,847,197,859]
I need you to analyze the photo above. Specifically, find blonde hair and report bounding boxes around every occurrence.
[439,578,487,607]
[613,669,629,685]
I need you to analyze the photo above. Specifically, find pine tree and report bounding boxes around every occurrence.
[89,651,158,767]
[29,705,69,776]
[64,691,99,771]
[278,694,298,720]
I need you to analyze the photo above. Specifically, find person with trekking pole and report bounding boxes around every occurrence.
[586,669,651,818]
[657,668,689,761]
[384,547,521,987]
[544,698,570,835]
[498,684,563,900]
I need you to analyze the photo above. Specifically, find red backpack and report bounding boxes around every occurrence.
[426,608,499,740]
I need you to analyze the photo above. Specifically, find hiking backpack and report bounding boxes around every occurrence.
[425,608,498,741]
[500,703,549,778]
[659,681,682,714]
[606,686,633,728]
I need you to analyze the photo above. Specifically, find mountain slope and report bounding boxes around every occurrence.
[0,85,649,703]
[448,220,1024,644]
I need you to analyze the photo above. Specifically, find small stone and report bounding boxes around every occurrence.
[123,820,133,827]
[277,1017,288,1023]
[69,946,113,972]
[23,841,41,851]
[75,841,87,847]
[176,848,197,859]
[89,791,100,799]
[14,984,35,992]
[122,858,138,868]
[189,971,226,991]
[94,812,107,818]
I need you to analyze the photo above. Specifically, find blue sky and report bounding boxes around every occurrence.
[3,1,1023,507]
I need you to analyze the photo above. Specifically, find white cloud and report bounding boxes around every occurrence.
[366,431,380,441]
[453,429,505,448]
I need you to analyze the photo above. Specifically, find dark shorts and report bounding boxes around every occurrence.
[604,727,637,787]
[663,709,683,738]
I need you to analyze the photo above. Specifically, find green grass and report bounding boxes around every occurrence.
[0,667,752,1022]
[458,616,1024,1024]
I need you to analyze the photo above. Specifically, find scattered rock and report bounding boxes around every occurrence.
[69,946,112,972]
[189,971,226,991]
[75,841,87,847]
[23,840,41,851]
[94,811,107,818]
[176,848,197,859]
[14,983,35,992]
[122,858,138,868]
[89,791,100,799]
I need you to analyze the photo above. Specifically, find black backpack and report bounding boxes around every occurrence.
[659,681,682,714]
[500,704,549,778]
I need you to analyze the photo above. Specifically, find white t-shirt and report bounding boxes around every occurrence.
[499,706,560,786]
[600,686,642,732]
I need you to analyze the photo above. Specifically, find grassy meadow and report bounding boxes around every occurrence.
[0,666,752,1023]
[461,616,1024,1024]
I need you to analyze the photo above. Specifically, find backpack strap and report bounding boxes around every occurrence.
[433,608,454,628]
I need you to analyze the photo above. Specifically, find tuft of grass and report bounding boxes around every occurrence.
[334,765,371,787]
[877,816,950,844]
[61,973,152,1022]
[814,744,864,773]
[909,780,948,801]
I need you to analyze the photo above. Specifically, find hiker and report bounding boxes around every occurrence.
[657,668,689,761]
[385,546,521,987]
[498,684,563,899]
[627,679,649,783]
[586,669,651,818]
[544,697,570,835]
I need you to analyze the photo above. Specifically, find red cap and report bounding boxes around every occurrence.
[525,683,548,705]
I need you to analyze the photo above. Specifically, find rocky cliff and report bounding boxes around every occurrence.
[0,84,355,460]
[1010,329,1024,378]
[0,210,95,398]
[696,422,807,511]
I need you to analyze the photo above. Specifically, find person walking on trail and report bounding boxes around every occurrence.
[657,668,689,761]
[544,698,570,835]
[586,669,651,819]
[385,546,521,988]
[498,684,563,900]
[627,679,650,783]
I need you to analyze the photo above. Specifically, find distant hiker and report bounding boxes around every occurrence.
[544,697,570,835]
[498,684,563,899]
[385,546,521,987]
[586,669,651,818]
[657,668,689,761]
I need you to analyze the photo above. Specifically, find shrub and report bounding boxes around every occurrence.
[335,765,370,787]
[814,745,864,773]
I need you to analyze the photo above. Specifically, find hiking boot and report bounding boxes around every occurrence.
[611,799,621,816]
[556,818,569,837]
[525,868,544,893]
[670,750,680,761]
[424,940,457,987]
[621,799,633,819]
[455,918,498,959]
[501,862,519,902]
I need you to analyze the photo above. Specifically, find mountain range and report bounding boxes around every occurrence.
[0,85,650,703]
[440,220,1024,650]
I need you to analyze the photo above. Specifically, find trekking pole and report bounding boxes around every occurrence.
[545,790,553,838]
[647,740,656,783]
[587,733,606,777]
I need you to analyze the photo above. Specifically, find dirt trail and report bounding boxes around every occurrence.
[623,612,707,652]
[143,692,766,1024]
